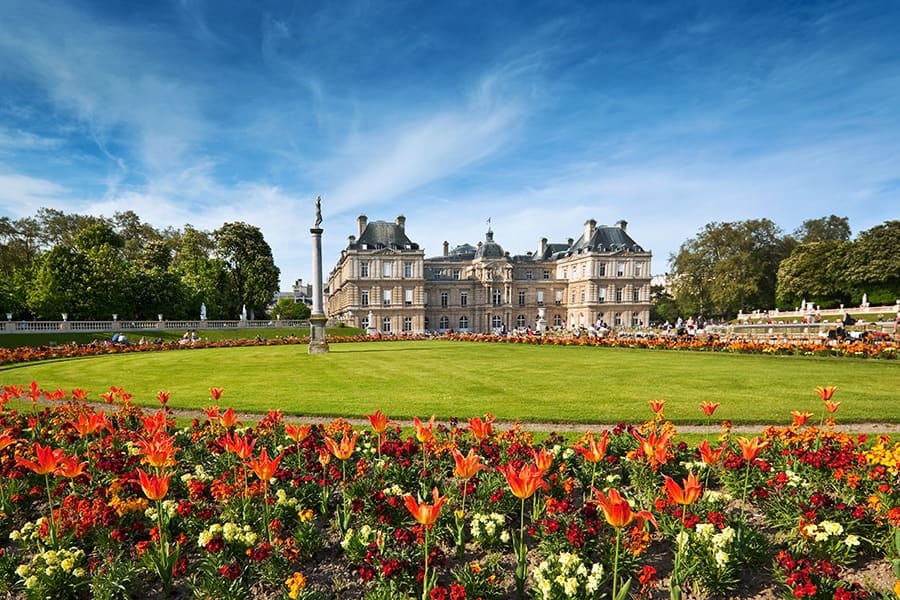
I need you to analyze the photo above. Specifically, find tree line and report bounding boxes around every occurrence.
[0,208,282,321]
[655,215,899,322]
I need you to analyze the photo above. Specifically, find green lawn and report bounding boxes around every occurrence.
[2,340,897,425]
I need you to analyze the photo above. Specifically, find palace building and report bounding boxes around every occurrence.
[325,215,652,334]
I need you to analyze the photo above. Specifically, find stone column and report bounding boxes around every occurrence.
[308,221,330,354]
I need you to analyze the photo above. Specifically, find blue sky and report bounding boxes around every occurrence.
[1,1,898,287]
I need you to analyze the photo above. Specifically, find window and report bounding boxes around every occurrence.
[634,263,642,277]
[360,262,369,278]
[361,316,369,330]
[553,314,562,327]
[614,312,622,326]
[555,290,562,305]
[598,288,605,303]
[632,288,640,303]
[516,314,526,328]
[382,317,391,332]
[460,291,468,306]
[491,315,503,329]
[562,268,567,280]
[518,290,526,306]
[404,262,412,278]
[632,315,640,327]
[361,289,369,306]
[493,289,502,306]
[459,316,468,330]
[615,287,623,303]
[439,316,449,330]
[405,289,413,305]
[580,290,585,302]
[383,262,392,278]
[403,317,412,332]
[526,270,533,280]
[581,265,586,277]
[441,291,448,307]
[543,270,550,280]
[453,269,461,280]
[598,263,606,276]
[383,290,392,305]
[537,290,544,305]
[616,262,625,277]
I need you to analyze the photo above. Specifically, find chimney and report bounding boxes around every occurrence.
[396,215,406,230]
[358,215,368,237]
[539,237,548,256]
[443,241,449,257]
[584,219,597,241]
[567,238,574,247]
[616,219,628,231]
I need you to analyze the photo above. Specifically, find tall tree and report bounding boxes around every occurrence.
[214,222,280,320]
[793,215,851,244]
[775,241,849,309]
[843,220,900,305]
[171,226,226,319]
[669,219,793,318]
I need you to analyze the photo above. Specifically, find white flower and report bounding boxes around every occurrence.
[60,558,75,573]
[821,521,843,536]
[676,530,690,549]
[844,534,860,547]
[695,523,715,539]
[714,549,729,569]
[72,567,85,578]
[24,575,38,589]
[563,576,579,596]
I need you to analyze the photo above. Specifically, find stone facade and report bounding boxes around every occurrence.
[326,216,652,334]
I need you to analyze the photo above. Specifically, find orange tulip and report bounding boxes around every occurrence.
[648,399,665,415]
[324,432,359,461]
[403,487,446,527]
[815,386,836,401]
[156,391,170,406]
[209,387,224,401]
[136,432,179,468]
[222,431,256,460]
[498,462,549,500]
[663,472,702,506]
[592,487,657,529]
[468,415,494,441]
[140,411,170,437]
[55,454,90,480]
[574,431,609,463]
[824,400,841,414]
[700,402,720,417]
[532,448,554,473]
[317,448,331,467]
[698,440,725,466]
[69,411,112,437]
[452,448,485,480]
[284,423,312,444]
[70,388,89,402]
[0,429,17,452]
[247,447,284,482]
[219,407,240,428]
[736,436,767,462]
[632,429,673,468]
[791,411,813,427]
[15,443,65,475]
[138,468,169,501]
[413,415,435,444]
[366,410,393,434]
[203,406,220,422]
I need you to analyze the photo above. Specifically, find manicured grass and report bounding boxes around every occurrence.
[0,327,362,349]
[2,340,897,425]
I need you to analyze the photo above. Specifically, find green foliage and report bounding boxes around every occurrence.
[844,220,900,303]
[273,297,311,320]
[214,222,280,320]
[793,215,851,244]
[775,241,849,309]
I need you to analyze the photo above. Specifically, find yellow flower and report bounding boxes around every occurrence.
[285,572,307,599]
[298,509,314,522]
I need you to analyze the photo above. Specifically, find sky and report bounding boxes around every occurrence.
[1,1,898,288]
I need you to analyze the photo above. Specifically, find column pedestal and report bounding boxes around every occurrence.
[308,226,330,354]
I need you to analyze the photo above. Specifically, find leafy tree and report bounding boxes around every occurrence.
[27,246,90,319]
[843,220,900,304]
[669,219,793,318]
[272,297,311,320]
[214,222,280,320]
[775,241,849,309]
[793,215,851,244]
[171,226,227,319]
[36,207,102,249]
[649,284,680,325]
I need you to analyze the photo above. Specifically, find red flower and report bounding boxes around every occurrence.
[222,432,256,460]
[698,440,725,466]
[156,391,170,406]
[532,448,554,473]
[0,429,17,452]
[468,414,494,441]
[324,432,359,461]
[815,386,836,401]
[366,410,393,434]
[15,443,65,475]
[247,447,283,482]
[219,407,240,428]
[498,462,548,500]
[413,415,435,444]
[648,399,665,415]
[632,429,673,468]
[452,448,485,480]
[209,387,224,401]
[404,487,446,526]
[55,454,90,480]
[592,487,657,529]
[284,423,312,443]
[736,436,767,462]
[824,400,841,414]
[791,411,813,427]
[136,432,179,468]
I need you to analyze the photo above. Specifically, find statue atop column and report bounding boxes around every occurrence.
[314,196,323,228]
[309,195,329,354]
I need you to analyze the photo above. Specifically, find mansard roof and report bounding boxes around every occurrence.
[474,229,505,260]
[351,220,419,250]
[571,226,645,253]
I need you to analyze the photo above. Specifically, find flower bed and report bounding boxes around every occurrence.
[0,383,898,599]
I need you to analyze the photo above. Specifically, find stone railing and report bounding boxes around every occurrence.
[0,319,310,334]
[737,302,899,323]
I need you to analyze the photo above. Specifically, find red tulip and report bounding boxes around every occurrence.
[247,447,284,482]
[284,423,312,444]
[136,432,179,468]
[15,443,65,475]
[55,454,90,480]
[209,387,224,401]
[815,386,836,401]
[413,415,435,444]
[156,391,170,406]
[222,431,256,460]
[824,400,841,414]
[0,429,17,452]
[648,399,666,415]
[498,462,548,500]
[736,436,767,462]
[700,402,720,417]
[468,415,494,441]
[791,411,813,427]
[366,410,393,434]
[698,440,725,466]
[219,407,240,428]
[592,487,657,529]
[574,431,609,463]
[324,432,359,461]
[632,429,673,468]
[532,448,554,473]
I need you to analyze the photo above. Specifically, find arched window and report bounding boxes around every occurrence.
[439,316,449,330]
[459,316,469,330]
[516,314,526,328]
